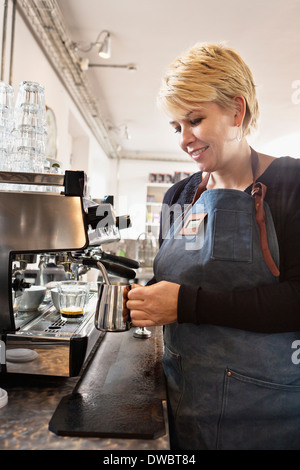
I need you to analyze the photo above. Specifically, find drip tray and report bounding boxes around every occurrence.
[15,295,98,338]
[44,318,66,333]
[49,327,167,439]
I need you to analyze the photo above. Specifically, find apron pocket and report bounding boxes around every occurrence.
[218,368,300,450]
[162,345,184,420]
[212,209,252,262]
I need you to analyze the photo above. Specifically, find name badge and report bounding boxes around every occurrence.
[180,213,207,236]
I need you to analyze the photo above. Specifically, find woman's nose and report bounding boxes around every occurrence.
[179,126,196,149]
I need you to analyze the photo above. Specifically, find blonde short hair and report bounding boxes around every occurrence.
[157,42,259,136]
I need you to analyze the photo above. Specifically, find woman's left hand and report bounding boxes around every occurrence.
[126,281,180,327]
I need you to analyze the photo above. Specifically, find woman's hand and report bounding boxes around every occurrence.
[126,281,180,327]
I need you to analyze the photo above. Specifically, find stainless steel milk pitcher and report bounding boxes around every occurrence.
[94,262,131,332]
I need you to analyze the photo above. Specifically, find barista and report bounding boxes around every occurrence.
[126,43,300,450]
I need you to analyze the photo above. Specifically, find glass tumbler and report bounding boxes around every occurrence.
[12,126,47,154]
[0,82,14,170]
[14,103,46,129]
[13,81,47,173]
[0,81,14,121]
[15,81,46,112]
[58,281,90,322]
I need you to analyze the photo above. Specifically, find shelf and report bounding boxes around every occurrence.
[146,202,162,207]
[0,170,64,186]
[146,183,172,188]
[146,180,171,239]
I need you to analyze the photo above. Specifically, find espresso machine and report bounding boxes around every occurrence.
[0,170,138,377]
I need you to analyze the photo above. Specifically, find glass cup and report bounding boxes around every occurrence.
[0,81,14,104]
[57,281,90,322]
[11,81,47,173]
[0,83,14,166]
[15,81,45,109]
[12,126,47,153]
[14,103,46,129]
[0,105,14,129]
[10,148,44,173]
[14,81,46,134]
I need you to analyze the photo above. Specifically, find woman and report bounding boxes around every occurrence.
[126,43,300,450]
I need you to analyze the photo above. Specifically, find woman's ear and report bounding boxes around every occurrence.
[233,95,246,126]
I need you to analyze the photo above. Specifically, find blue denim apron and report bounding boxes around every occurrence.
[154,149,300,450]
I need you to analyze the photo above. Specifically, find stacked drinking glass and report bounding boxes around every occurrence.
[0,81,14,171]
[11,81,47,173]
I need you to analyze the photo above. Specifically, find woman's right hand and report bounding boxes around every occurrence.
[126,281,180,327]
[122,284,141,322]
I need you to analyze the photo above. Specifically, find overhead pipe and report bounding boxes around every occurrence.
[1,0,8,81]
[9,0,16,85]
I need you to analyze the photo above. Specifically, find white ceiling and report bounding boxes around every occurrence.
[56,0,300,161]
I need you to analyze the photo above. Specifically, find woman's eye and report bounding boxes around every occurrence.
[174,126,181,134]
[190,118,203,126]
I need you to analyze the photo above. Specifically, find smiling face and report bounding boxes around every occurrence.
[169,101,240,173]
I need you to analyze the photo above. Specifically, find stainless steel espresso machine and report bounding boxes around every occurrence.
[0,170,138,377]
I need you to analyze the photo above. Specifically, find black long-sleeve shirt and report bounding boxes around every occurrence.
[151,156,300,333]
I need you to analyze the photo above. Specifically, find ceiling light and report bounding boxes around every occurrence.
[74,32,137,73]
[73,30,112,59]
[98,31,111,59]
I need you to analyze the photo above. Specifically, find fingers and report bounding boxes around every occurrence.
[126,285,153,325]
[127,284,146,300]
[122,283,142,322]
[126,286,148,318]
[130,283,141,290]
[128,313,155,327]
[123,285,148,326]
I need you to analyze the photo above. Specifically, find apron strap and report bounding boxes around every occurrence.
[191,172,210,204]
[191,147,280,277]
[251,149,280,277]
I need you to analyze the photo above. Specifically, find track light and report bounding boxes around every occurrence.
[74,31,138,73]
[97,31,111,59]
[73,30,111,59]
[88,63,138,71]
[78,58,138,72]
